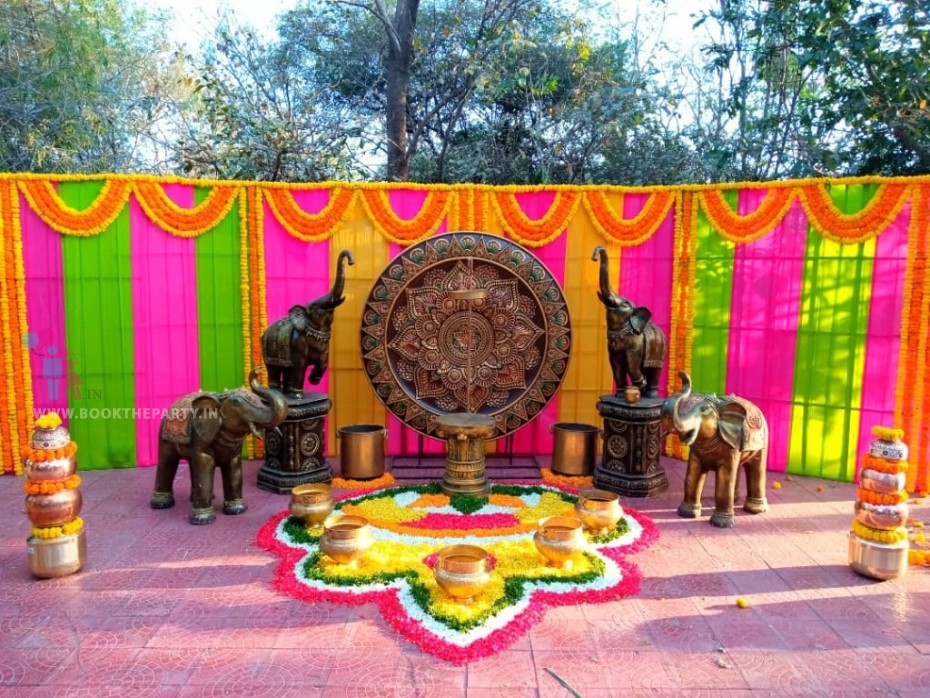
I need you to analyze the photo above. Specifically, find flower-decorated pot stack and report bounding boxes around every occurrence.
[849,426,909,580]
[23,414,86,578]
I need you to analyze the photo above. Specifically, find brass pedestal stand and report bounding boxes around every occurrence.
[435,413,496,498]
[258,393,333,493]
[594,394,668,497]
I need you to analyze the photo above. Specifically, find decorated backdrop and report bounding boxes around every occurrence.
[0,175,927,490]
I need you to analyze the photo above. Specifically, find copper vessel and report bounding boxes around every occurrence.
[27,529,87,578]
[24,455,77,482]
[289,484,334,531]
[550,423,598,476]
[624,386,641,404]
[533,515,586,568]
[849,532,908,580]
[25,488,82,527]
[320,515,373,566]
[433,544,491,604]
[575,488,623,535]
[337,424,387,480]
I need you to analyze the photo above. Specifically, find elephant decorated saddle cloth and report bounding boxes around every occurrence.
[729,396,767,451]
[160,389,265,444]
[642,323,667,368]
[263,317,295,367]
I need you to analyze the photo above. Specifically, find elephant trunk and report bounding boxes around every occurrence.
[665,370,692,435]
[248,369,288,435]
[592,246,612,303]
[324,249,355,308]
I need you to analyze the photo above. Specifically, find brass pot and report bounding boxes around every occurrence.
[575,488,623,535]
[25,488,82,527]
[24,455,77,483]
[289,484,334,530]
[27,529,87,579]
[433,544,491,604]
[337,424,387,480]
[550,423,598,476]
[533,515,586,568]
[624,386,641,404]
[320,515,373,566]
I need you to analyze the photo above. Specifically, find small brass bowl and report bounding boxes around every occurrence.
[533,515,586,568]
[624,386,641,404]
[24,455,77,483]
[25,488,83,527]
[289,484,334,531]
[575,488,623,535]
[433,544,491,604]
[320,515,373,566]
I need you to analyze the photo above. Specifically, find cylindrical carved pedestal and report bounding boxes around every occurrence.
[258,393,333,494]
[435,413,496,498]
[594,395,668,497]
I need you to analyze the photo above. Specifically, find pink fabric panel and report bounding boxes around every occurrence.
[619,193,676,397]
[510,191,565,455]
[385,190,449,455]
[855,205,909,479]
[21,193,69,424]
[130,185,201,466]
[725,191,808,473]
[263,192,332,455]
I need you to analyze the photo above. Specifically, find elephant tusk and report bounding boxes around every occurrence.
[248,422,264,440]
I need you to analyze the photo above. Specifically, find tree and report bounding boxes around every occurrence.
[0,0,183,173]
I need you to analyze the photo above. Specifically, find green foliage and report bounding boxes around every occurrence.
[449,493,489,514]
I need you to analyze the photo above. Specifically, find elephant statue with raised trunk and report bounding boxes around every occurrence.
[151,369,288,525]
[661,371,769,528]
[262,249,355,395]
[592,246,667,398]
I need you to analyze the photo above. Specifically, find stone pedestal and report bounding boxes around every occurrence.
[435,413,496,498]
[257,393,332,494]
[594,395,668,497]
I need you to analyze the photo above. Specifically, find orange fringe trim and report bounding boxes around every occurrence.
[492,191,580,247]
[133,181,239,237]
[582,190,674,246]
[359,189,451,244]
[263,187,356,242]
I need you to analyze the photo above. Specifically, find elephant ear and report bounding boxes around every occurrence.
[288,305,309,333]
[718,401,748,450]
[191,395,222,443]
[630,307,652,334]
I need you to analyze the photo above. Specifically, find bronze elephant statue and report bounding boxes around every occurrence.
[262,249,354,395]
[592,246,667,398]
[661,371,768,528]
[151,369,287,525]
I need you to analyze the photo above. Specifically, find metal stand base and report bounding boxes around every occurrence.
[435,413,496,498]
[257,393,333,494]
[594,394,668,498]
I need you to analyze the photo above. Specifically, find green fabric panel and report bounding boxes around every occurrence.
[689,190,737,395]
[788,184,876,480]
[60,181,136,469]
[195,187,244,392]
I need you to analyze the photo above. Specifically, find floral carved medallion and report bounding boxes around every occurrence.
[361,233,571,438]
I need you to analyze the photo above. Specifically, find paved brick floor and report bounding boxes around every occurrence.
[3,457,930,697]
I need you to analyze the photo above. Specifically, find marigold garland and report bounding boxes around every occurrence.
[22,442,78,462]
[450,187,489,231]
[873,426,905,442]
[132,181,239,237]
[359,189,451,245]
[31,516,83,540]
[18,179,131,236]
[238,191,255,459]
[857,487,908,506]
[263,187,356,242]
[0,182,15,474]
[798,182,911,244]
[246,188,266,459]
[851,519,908,545]
[540,468,593,488]
[332,472,396,490]
[698,187,796,243]
[491,190,581,247]
[24,474,80,495]
[35,413,62,429]
[861,453,909,476]
[582,189,674,246]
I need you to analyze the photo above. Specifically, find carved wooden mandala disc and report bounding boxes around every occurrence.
[361,232,572,439]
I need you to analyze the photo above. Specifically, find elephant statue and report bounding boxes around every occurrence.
[262,249,355,395]
[151,369,288,525]
[592,246,667,398]
[661,371,769,528]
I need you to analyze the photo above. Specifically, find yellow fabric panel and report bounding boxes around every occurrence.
[559,220,617,426]
[328,200,388,455]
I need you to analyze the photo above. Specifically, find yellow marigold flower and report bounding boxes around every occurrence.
[736,597,750,608]
[772,481,782,490]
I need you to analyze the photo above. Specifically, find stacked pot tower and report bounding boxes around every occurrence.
[849,425,910,580]
[23,413,86,578]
